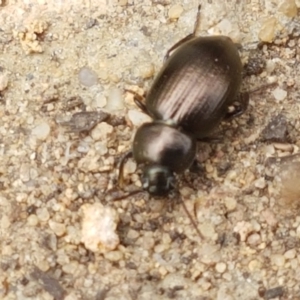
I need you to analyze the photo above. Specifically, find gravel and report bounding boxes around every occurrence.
[1,0,300,299]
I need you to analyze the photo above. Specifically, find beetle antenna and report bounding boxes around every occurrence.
[179,196,203,240]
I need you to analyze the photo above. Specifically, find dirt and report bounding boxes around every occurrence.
[0,1,300,299]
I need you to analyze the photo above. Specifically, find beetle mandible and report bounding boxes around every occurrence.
[118,5,248,197]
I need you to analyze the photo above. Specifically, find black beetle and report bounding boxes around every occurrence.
[117,5,248,198]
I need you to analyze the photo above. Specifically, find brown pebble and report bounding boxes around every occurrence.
[264,286,284,299]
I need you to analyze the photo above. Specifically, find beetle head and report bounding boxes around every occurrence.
[141,164,175,196]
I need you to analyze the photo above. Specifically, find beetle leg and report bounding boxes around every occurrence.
[225,92,249,119]
[248,82,277,94]
[234,42,243,50]
[225,83,276,119]
[179,195,203,240]
[108,188,143,201]
[125,89,149,115]
[197,136,223,143]
[134,97,148,115]
[164,4,201,62]
[164,33,195,63]
[189,160,205,173]
[118,151,134,189]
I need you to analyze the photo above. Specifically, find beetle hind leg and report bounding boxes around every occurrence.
[225,92,249,119]
[164,4,201,62]
[225,82,276,119]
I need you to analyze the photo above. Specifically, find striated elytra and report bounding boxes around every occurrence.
[146,36,242,138]
[119,5,248,197]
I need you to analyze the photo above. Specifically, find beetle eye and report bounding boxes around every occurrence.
[142,165,175,196]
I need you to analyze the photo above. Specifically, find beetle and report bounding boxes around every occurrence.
[117,5,248,198]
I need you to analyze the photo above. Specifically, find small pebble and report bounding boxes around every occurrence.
[62,261,79,274]
[273,143,293,152]
[94,141,108,155]
[49,220,66,237]
[1,215,11,229]
[20,163,30,182]
[154,244,166,253]
[254,177,266,189]
[290,258,298,269]
[128,109,151,127]
[248,259,261,271]
[199,244,220,265]
[271,254,285,267]
[199,279,212,291]
[199,223,216,239]
[78,154,102,172]
[137,63,154,79]
[32,121,51,141]
[278,159,300,204]
[65,188,78,200]
[205,163,214,173]
[215,262,227,273]
[127,229,139,239]
[105,87,124,111]
[90,122,113,141]
[261,114,288,143]
[296,225,300,238]
[264,286,284,299]
[83,278,93,288]
[158,266,168,277]
[247,233,261,246]
[264,144,275,156]
[77,141,90,154]
[258,17,277,42]
[224,197,237,211]
[38,260,51,273]
[64,292,79,300]
[244,170,256,185]
[279,0,298,17]
[36,207,50,222]
[81,203,119,253]
[94,94,107,108]
[261,209,278,227]
[123,159,137,175]
[0,73,8,91]
[217,287,235,300]
[272,87,287,101]
[160,273,189,290]
[119,0,127,5]
[168,4,183,19]
[265,60,276,73]
[104,250,124,262]
[284,248,296,259]
[78,66,98,87]
[27,214,39,226]
[46,233,57,251]
[225,170,237,181]
[138,236,155,250]
[233,221,253,242]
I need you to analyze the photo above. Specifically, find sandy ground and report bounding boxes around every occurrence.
[0,0,300,299]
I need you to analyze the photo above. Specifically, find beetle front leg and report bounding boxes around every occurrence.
[118,151,134,189]
[125,89,149,115]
